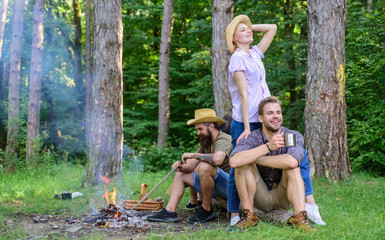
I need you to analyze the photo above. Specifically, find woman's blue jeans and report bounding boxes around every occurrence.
[227,119,314,213]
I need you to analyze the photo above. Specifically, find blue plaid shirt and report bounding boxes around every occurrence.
[231,127,304,190]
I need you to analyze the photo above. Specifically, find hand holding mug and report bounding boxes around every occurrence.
[268,133,285,151]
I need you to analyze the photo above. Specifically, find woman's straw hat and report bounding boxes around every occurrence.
[225,15,252,53]
[187,109,224,125]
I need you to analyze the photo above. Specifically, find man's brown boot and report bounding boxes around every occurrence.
[234,209,260,229]
[287,211,317,232]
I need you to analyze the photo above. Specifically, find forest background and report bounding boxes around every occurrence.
[0,0,384,176]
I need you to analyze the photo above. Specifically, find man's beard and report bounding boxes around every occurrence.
[263,119,281,133]
[199,131,212,150]
[265,124,280,133]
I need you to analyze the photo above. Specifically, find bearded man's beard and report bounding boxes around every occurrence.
[199,131,212,150]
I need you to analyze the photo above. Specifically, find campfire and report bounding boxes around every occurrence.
[84,175,150,231]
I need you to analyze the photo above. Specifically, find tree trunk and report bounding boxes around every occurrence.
[26,0,44,164]
[72,0,84,150]
[0,61,3,101]
[157,0,174,148]
[366,0,371,12]
[0,0,8,60]
[211,0,233,117]
[83,0,123,186]
[0,61,7,149]
[73,0,82,88]
[284,0,297,130]
[6,0,28,170]
[85,0,92,149]
[305,0,351,180]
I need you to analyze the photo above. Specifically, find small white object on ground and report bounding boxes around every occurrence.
[71,192,83,198]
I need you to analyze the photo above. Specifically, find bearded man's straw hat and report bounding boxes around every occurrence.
[187,109,224,126]
[225,15,252,54]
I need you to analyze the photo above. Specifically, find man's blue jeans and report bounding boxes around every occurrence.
[227,119,313,213]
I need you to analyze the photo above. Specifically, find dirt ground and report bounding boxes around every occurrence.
[3,208,230,239]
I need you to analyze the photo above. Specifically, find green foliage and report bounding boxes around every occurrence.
[138,143,196,172]
[122,0,213,150]
[345,1,385,175]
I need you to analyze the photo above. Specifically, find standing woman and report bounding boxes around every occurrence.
[226,15,275,148]
[225,14,276,227]
[225,15,325,227]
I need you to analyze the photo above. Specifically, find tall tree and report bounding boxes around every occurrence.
[72,0,85,150]
[211,0,233,117]
[6,0,28,170]
[72,0,83,108]
[26,0,44,164]
[365,0,371,12]
[283,0,298,129]
[72,0,82,88]
[83,0,123,186]
[0,62,8,149]
[85,0,92,148]
[305,0,351,180]
[157,0,174,148]
[0,0,8,60]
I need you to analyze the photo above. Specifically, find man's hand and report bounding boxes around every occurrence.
[172,161,184,172]
[268,132,285,151]
[181,153,195,164]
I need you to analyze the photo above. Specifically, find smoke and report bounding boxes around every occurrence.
[0,0,90,158]
[87,144,142,212]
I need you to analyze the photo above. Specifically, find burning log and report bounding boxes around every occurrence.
[99,204,123,218]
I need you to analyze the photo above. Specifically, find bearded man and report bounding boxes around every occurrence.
[147,109,232,224]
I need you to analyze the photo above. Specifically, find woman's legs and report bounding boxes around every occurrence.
[227,119,261,224]
[300,149,313,197]
[300,149,326,225]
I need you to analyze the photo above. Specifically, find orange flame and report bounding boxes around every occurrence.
[100,175,111,185]
[100,175,116,205]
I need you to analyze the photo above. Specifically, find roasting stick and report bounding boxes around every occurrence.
[130,167,177,211]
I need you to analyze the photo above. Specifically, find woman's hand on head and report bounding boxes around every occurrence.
[237,128,251,144]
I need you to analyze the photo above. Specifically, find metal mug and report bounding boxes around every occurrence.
[285,133,296,147]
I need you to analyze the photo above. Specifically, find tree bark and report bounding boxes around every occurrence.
[283,0,298,130]
[73,0,83,88]
[0,61,7,149]
[26,0,44,164]
[366,0,371,12]
[83,0,123,186]
[157,0,174,148]
[72,0,85,149]
[0,0,8,60]
[6,0,28,170]
[305,0,351,180]
[85,0,92,149]
[211,0,233,117]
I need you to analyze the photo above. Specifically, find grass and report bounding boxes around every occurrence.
[0,163,384,239]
